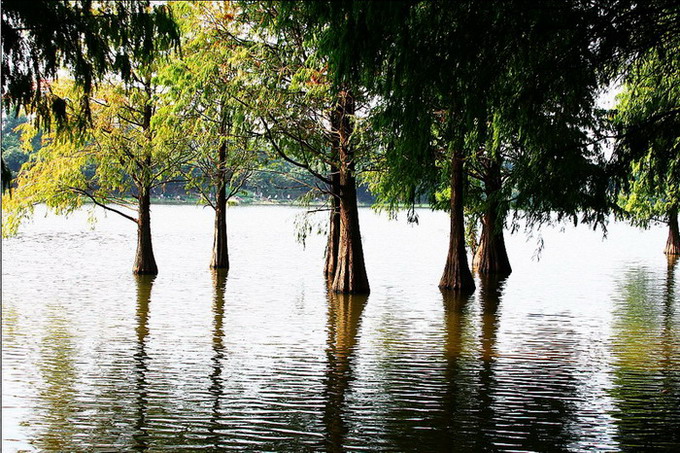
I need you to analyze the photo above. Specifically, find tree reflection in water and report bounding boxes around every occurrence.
[323,292,368,452]
[208,269,228,449]
[34,307,77,451]
[610,256,680,450]
[132,274,154,452]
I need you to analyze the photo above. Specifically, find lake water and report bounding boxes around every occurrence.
[2,205,678,451]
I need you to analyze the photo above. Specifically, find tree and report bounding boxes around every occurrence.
[464,1,612,276]
[1,0,178,123]
[613,49,680,255]
[159,2,260,270]
[290,1,479,291]
[1,159,11,194]
[1,111,41,193]
[236,2,372,293]
[1,0,178,188]
[300,1,613,288]
[3,74,188,274]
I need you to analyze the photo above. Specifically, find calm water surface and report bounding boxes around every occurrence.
[2,205,679,452]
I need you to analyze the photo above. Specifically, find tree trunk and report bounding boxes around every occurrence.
[439,152,475,291]
[666,207,680,255]
[133,187,158,275]
[330,90,370,294]
[472,161,512,276]
[324,166,341,281]
[211,142,229,270]
[665,206,680,255]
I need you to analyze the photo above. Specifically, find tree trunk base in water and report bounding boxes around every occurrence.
[133,267,158,276]
[472,231,512,276]
[666,210,680,255]
[329,90,369,295]
[440,152,474,292]
[133,190,158,276]
[438,270,475,293]
[666,241,680,255]
[665,222,680,255]
[439,244,475,292]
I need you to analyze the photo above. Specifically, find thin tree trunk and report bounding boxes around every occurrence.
[472,161,511,276]
[324,167,341,281]
[211,141,229,270]
[330,90,370,294]
[133,187,158,275]
[666,206,680,255]
[439,151,475,291]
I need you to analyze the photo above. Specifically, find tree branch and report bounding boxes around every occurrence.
[69,187,138,223]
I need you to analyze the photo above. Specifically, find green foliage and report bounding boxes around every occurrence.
[4,0,679,244]
[2,1,179,131]
[306,1,611,234]
[236,1,375,202]
[156,1,263,209]
[2,112,35,176]
[613,48,680,226]
[2,72,187,237]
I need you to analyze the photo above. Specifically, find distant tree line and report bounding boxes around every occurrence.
[1,0,678,293]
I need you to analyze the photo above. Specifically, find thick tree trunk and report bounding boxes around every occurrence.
[133,188,158,275]
[439,152,475,291]
[330,90,370,294]
[324,167,341,281]
[472,161,511,276]
[211,142,229,270]
[332,175,370,293]
[665,207,680,255]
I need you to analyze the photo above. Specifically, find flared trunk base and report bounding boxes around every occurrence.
[133,190,158,276]
[472,222,512,276]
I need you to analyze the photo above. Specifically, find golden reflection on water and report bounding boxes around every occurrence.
[35,309,77,452]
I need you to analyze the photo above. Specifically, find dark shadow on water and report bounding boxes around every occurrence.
[436,275,581,452]
[479,275,581,452]
[323,291,368,453]
[132,274,155,452]
[439,288,478,451]
[477,276,504,450]
[208,269,228,450]
[436,276,504,452]
[610,256,680,450]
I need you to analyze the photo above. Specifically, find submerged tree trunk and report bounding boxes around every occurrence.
[330,90,370,294]
[666,207,680,255]
[439,151,475,291]
[324,166,341,281]
[133,187,158,275]
[211,141,229,270]
[473,161,512,276]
